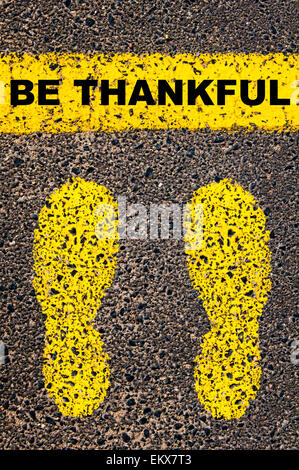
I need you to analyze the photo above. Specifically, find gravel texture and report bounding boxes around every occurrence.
[0,0,298,450]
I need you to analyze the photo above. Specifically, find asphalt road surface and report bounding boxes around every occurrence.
[0,0,298,450]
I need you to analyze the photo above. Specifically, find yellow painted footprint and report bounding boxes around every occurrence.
[185,179,271,419]
[33,178,119,417]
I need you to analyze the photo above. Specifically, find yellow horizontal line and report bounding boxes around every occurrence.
[0,53,297,133]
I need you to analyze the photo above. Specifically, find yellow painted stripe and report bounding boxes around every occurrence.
[185,180,271,419]
[0,53,297,133]
[33,178,119,417]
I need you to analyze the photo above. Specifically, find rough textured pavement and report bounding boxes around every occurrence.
[0,0,298,450]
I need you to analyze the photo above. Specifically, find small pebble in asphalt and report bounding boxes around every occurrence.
[0,340,8,364]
